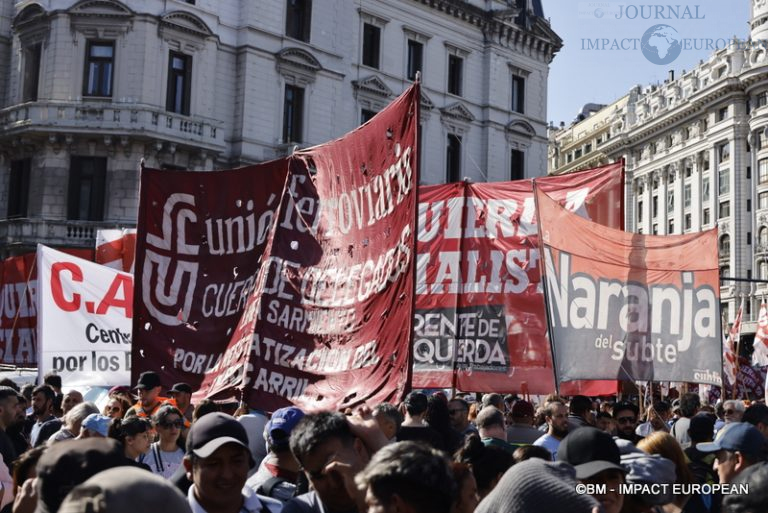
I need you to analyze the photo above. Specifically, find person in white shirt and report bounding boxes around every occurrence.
[147,405,186,479]
[533,401,568,460]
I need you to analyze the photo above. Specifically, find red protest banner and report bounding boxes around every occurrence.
[412,163,623,394]
[132,160,289,388]
[134,83,419,411]
[196,83,419,412]
[536,186,722,386]
[0,248,93,366]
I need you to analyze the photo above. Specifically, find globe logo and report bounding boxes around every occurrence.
[594,8,604,18]
[641,24,682,65]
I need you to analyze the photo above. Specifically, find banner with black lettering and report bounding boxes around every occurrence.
[536,187,722,385]
[37,245,132,385]
[196,83,418,412]
[413,163,624,394]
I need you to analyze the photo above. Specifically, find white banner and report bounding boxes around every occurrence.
[37,245,132,386]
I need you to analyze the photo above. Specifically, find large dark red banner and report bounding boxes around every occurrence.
[0,249,93,366]
[134,84,419,412]
[412,163,623,394]
[132,161,289,387]
[537,186,722,386]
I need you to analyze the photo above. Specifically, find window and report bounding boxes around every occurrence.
[758,92,768,108]
[406,39,423,81]
[166,52,192,115]
[761,227,768,246]
[285,0,312,42]
[717,106,728,122]
[748,166,752,180]
[703,208,710,225]
[720,234,731,257]
[67,157,106,221]
[759,159,768,184]
[702,177,710,202]
[684,184,691,208]
[719,168,730,195]
[574,149,582,159]
[448,55,463,96]
[685,213,692,231]
[718,142,730,163]
[638,201,644,223]
[719,200,730,219]
[685,164,692,178]
[511,75,525,113]
[83,41,114,97]
[667,189,674,212]
[761,261,768,280]
[760,192,768,210]
[22,44,41,102]
[668,219,674,233]
[362,23,381,69]
[7,159,31,218]
[510,150,524,180]
[361,109,377,124]
[652,224,658,234]
[446,134,462,182]
[584,143,592,153]
[652,196,658,218]
[282,85,304,143]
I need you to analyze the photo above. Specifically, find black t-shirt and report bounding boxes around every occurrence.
[0,430,16,466]
[396,425,446,451]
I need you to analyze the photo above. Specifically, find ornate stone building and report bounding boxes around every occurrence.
[0,0,561,256]
[549,0,768,333]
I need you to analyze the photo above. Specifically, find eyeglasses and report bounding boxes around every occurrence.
[617,417,636,424]
[159,420,183,429]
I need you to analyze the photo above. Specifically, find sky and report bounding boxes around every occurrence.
[545,0,751,126]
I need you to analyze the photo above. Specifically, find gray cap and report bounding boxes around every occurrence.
[58,467,191,513]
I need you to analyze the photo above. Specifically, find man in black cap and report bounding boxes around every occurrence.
[557,427,626,513]
[168,383,194,426]
[126,371,170,419]
[183,412,281,513]
[696,422,766,484]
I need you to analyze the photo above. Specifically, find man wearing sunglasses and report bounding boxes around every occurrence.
[612,402,641,445]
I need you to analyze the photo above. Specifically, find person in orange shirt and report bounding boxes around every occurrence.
[127,371,172,419]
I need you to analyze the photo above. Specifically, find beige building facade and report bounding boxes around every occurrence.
[0,0,561,256]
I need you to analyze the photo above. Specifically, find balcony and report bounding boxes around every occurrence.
[0,101,226,153]
[0,218,135,252]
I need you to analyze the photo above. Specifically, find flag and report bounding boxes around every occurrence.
[723,299,743,386]
[752,297,768,366]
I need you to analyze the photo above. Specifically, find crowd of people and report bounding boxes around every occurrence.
[0,371,764,513]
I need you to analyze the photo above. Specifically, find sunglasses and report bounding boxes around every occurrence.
[617,417,636,424]
[159,420,183,429]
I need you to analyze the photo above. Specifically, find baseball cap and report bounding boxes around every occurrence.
[35,438,128,513]
[186,412,254,466]
[557,427,626,479]
[511,400,534,418]
[133,371,161,390]
[696,422,765,456]
[267,407,305,449]
[59,466,191,513]
[81,414,112,437]
[167,383,192,395]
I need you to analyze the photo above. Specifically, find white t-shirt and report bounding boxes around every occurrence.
[144,442,185,479]
[533,433,561,460]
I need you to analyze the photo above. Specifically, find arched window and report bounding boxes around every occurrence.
[719,234,731,258]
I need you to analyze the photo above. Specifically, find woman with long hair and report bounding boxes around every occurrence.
[637,432,711,513]
[454,433,514,499]
[146,405,185,478]
[108,415,152,461]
